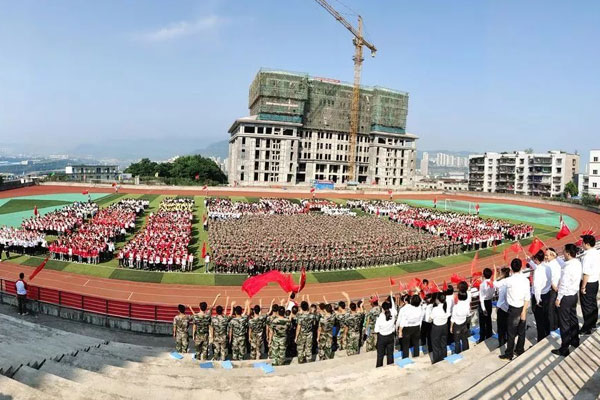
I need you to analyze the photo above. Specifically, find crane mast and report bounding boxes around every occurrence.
[314,0,377,183]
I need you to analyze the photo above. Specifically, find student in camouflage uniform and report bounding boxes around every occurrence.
[228,300,250,360]
[210,297,231,361]
[336,301,349,351]
[295,301,315,363]
[269,307,290,366]
[248,301,267,360]
[189,294,220,361]
[173,304,190,354]
[318,303,336,360]
[267,303,279,359]
[343,297,365,356]
[364,296,382,352]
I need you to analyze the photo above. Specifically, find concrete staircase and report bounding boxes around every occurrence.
[1,312,599,399]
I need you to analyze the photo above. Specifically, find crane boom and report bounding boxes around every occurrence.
[314,0,376,183]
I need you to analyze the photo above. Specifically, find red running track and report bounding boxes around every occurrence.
[1,185,598,306]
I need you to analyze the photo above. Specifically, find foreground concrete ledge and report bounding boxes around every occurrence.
[0,295,171,336]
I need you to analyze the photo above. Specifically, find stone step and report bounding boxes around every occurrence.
[521,330,600,400]
[11,365,132,400]
[0,374,60,400]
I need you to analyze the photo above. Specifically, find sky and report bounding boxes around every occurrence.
[0,0,598,166]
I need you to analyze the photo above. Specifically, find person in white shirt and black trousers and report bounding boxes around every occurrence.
[529,250,552,341]
[374,294,397,367]
[545,248,563,332]
[397,294,424,359]
[427,293,450,363]
[552,244,583,357]
[499,259,530,361]
[478,268,495,342]
[15,272,28,316]
[579,235,599,335]
[494,267,512,347]
[450,281,471,354]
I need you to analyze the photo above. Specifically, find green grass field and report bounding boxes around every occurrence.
[3,194,566,286]
[0,199,72,215]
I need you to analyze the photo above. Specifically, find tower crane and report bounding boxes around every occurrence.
[314,0,377,183]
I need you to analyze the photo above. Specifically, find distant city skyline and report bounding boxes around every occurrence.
[1,1,598,167]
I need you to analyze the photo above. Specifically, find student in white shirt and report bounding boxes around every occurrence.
[15,272,28,315]
[374,297,396,368]
[428,293,450,363]
[494,267,512,347]
[529,250,552,341]
[545,248,562,331]
[478,268,495,341]
[553,244,583,357]
[451,281,471,354]
[579,235,599,334]
[499,259,530,361]
[397,294,424,359]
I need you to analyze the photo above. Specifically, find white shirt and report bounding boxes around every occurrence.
[581,247,600,283]
[558,258,583,301]
[479,279,495,312]
[530,261,552,304]
[495,279,509,312]
[450,299,471,325]
[428,303,450,326]
[15,280,27,295]
[286,300,296,312]
[374,312,396,335]
[396,304,423,328]
[445,294,454,315]
[505,273,530,308]
[546,258,562,289]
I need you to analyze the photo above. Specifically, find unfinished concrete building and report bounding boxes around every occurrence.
[228,69,417,187]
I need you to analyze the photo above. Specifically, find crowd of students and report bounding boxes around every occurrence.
[389,208,533,250]
[171,237,599,368]
[48,199,148,263]
[118,197,194,271]
[0,226,47,258]
[206,198,304,221]
[21,202,98,235]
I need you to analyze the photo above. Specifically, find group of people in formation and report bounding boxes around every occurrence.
[205,198,532,275]
[172,236,599,367]
[0,226,47,259]
[21,201,98,235]
[48,199,148,263]
[118,197,194,271]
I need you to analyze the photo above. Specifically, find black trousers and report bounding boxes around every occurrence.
[452,322,469,353]
[431,323,448,363]
[478,299,493,340]
[532,291,552,342]
[420,321,432,352]
[376,333,394,367]
[496,308,508,347]
[506,305,526,357]
[580,281,599,333]
[558,294,580,355]
[548,289,559,332]
[401,325,421,358]
[17,294,27,314]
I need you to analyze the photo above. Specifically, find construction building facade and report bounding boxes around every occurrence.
[468,151,580,197]
[228,69,417,187]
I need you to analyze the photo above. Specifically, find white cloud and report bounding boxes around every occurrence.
[135,15,224,42]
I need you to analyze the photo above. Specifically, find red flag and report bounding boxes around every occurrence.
[450,273,464,285]
[582,227,595,236]
[556,219,571,240]
[82,190,89,195]
[201,242,207,258]
[430,282,441,293]
[387,189,393,195]
[29,256,50,281]
[442,280,448,291]
[510,242,523,254]
[111,182,117,187]
[241,270,305,298]
[310,187,315,193]
[419,291,426,300]
[202,185,208,190]
[195,174,200,181]
[398,280,405,291]
[470,251,479,277]
[407,277,422,291]
[489,266,497,289]
[528,237,544,255]
[298,267,307,292]
[475,203,480,212]
[472,277,482,290]
[433,197,437,205]
[389,276,397,286]
[33,205,38,217]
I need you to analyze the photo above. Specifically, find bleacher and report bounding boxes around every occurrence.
[1,303,599,400]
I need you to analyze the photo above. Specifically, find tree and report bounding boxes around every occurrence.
[563,181,578,198]
[124,158,158,177]
[524,148,534,154]
[124,155,227,184]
